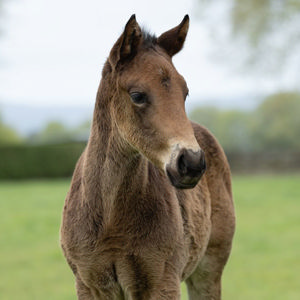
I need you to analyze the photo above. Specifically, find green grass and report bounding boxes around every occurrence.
[0,175,299,299]
[223,174,300,300]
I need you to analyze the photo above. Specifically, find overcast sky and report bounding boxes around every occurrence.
[0,0,282,110]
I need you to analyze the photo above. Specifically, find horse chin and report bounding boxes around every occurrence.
[166,169,201,190]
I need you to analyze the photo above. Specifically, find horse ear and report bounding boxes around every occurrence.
[157,15,189,57]
[109,14,142,68]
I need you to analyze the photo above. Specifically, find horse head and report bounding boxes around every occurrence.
[102,15,206,189]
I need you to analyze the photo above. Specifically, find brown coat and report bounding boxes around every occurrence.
[60,15,235,300]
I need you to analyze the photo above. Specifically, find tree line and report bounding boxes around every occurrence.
[1,92,300,154]
[189,91,300,153]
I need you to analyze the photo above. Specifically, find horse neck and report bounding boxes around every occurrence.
[82,80,149,211]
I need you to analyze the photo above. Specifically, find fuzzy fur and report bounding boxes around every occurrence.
[60,15,235,300]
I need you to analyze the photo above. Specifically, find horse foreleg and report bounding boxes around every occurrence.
[185,254,223,299]
[75,276,95,300]
[185,237,234,300]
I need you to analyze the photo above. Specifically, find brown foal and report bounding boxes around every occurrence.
[60,15,235,299]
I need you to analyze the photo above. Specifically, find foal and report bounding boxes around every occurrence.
[61,15,235,299]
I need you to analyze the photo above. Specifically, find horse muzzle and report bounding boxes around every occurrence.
[166,148,206,189]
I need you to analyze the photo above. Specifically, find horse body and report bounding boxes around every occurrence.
[61,15,235,299]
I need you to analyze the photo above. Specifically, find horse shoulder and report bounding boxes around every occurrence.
[191,121,231,194]
[61,151,86,245]
[65,150,85,205]
[191,121,235,249]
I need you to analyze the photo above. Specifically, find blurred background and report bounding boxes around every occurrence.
[0,0,299,299]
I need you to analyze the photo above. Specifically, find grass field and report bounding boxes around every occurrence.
[0,174,299,299]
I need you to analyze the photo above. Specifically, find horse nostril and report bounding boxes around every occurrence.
[166,148,206,189]
[178,151,188,176]
[179,149,206,177]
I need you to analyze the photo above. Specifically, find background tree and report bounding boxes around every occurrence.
[251,92,300,152]
[28,120,91,144]
[189,92,300,153]
[71,120,91,142]
[189,107,251,153]
[28,121,72,144]
[0,111,22,145]
[196,0,300,78]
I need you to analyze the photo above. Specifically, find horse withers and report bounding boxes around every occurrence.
[60,15,235,300]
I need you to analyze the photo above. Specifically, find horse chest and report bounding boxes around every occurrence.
[177,186,212,278]
[72,190,212,293]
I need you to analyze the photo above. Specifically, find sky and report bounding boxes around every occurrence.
[0,0,272,112]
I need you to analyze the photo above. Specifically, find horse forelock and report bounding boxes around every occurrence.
[141,29,157,50]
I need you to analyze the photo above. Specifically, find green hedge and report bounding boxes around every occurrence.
[0,143,86,179]
[0,143,299,179]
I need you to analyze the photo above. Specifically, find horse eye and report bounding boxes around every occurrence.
[130,92,148,105]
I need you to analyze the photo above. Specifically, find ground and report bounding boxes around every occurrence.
[0,174,299,299]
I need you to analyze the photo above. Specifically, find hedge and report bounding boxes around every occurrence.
[0,143,299,179]
[0,143,86,179]
[226,151,300,173]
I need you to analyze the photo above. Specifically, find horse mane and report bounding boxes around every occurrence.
[141,29,157,50]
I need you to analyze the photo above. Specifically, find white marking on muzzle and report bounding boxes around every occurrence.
[161,137,202,171]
